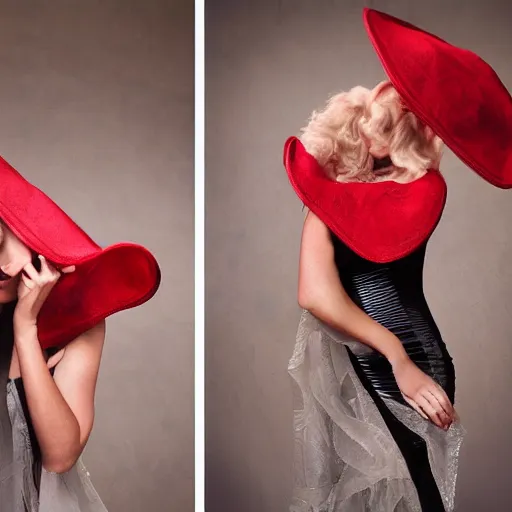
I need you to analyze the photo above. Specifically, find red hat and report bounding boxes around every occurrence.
[363,8,512,189]
[283,136,447,263]
[0,156,160,349]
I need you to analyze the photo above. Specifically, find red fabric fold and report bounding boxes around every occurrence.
[283,137,447,263]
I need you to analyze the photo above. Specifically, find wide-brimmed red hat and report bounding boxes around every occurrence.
[363,8,512,188]
[0,156,160,349]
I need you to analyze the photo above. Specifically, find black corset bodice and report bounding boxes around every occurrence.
[331,233,455,404]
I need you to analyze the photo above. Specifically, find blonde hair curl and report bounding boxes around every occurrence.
[299,82,443,183]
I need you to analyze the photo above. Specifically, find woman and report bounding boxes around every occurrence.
[284,8,512,512]
[0,151,160,510]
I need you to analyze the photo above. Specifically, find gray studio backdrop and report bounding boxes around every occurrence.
[206,1,512,510]
[0,1,194,510]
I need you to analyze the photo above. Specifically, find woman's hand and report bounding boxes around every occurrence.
[13,255,75,334]
[391,355,454,430]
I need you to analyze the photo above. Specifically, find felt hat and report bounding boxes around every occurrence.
[0,156,160,349]
[363,8,512,188]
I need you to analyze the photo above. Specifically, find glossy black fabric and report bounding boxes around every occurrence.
[331,234,455,405]
[331,233,455,511]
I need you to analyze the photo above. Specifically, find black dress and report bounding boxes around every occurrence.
[331,233,455,511]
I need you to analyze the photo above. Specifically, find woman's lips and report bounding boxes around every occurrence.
[0,276,13,289]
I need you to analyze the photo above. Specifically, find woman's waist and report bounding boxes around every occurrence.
[349,292,444,344]
[347,295,453,365]
[354,340,455,401]
[374,314,450,360]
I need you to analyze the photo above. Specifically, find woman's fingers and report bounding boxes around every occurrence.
[38,254,53,275]
[416,393,447,429]
[424,391,452,427]
[39,255,61,280]
[427,387,454,421]
[23,255,64,285]
[22,262,40,282]
[20,256,74,283]
[39,255,75,276]
[403,395,429,421]
[21,274,35,290]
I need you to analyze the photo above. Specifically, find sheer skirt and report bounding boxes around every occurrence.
[0,380,108,512]
[288,311,465,512]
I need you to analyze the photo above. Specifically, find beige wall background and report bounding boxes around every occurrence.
[206,0,512,510]
[0,1,194,510]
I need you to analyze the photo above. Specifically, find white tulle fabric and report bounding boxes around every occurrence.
[288,311,465,512]
[1,380,108,511]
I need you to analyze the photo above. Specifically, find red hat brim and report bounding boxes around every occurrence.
[363,8,512,189]
[284,136,447,263]
[0,156,160,349]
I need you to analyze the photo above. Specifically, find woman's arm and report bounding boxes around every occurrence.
[298,210,408,363]
[298,210,454,429]
[15,320,105,473]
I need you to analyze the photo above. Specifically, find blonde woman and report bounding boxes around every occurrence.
[284,9,512,512]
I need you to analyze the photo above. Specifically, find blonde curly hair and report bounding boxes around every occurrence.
[299,81,443,183]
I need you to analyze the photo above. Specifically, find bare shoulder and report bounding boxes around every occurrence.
[65,319,106,353]
[303,210,330,237]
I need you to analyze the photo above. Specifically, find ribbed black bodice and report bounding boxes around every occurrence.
[331,233,455,405]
